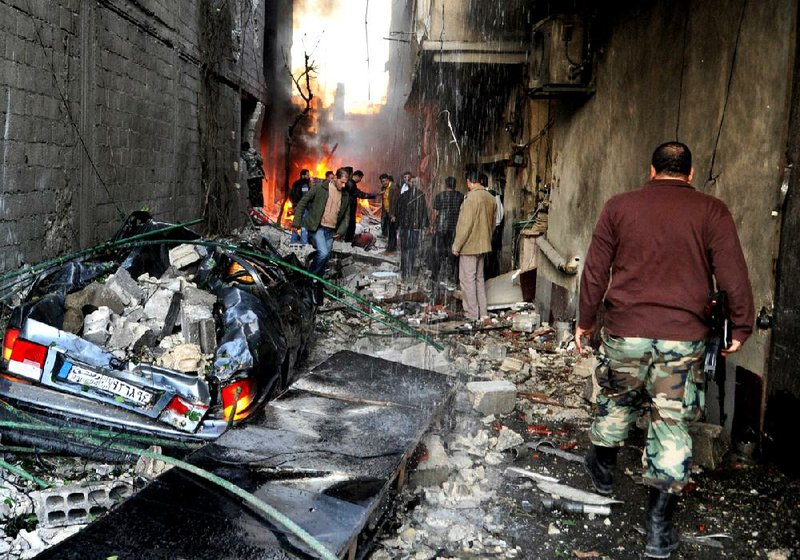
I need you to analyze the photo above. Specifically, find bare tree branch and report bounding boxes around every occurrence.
[277,48,316,224]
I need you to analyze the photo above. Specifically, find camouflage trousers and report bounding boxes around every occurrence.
[590,332,706,493]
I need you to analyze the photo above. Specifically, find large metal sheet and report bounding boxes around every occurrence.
[36,351,456,559]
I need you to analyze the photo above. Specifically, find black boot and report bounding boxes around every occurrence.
[584,444,618,495]
[645,487,680,558]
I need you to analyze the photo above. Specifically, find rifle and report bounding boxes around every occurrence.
[703,290,732,381]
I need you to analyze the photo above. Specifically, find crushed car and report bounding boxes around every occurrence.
[0,212,316,447]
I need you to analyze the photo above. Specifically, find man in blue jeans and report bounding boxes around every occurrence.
[291,167,352,277]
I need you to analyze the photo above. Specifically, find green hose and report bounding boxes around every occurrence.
[0,419,338,560]
[0,457,50,488]
[0,218,204,286]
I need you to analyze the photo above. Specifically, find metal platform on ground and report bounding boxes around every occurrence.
[36,351,456,559]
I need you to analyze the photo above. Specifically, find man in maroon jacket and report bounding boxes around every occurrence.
[575,142,754,559]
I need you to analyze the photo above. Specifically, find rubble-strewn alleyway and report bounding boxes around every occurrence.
[0,223,798,559]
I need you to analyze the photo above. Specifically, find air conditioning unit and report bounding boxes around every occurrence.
[528,15,592,98]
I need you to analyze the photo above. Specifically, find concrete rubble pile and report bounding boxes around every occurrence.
[61,243,218,373]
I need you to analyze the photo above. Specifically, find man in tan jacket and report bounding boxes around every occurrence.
[452,171,496,321]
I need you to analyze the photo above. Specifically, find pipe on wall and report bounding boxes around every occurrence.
[535,236,580,275]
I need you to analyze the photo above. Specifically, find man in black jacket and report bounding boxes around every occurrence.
[343,169,378,242]
[396,177,429,283]
[289,169,311,245]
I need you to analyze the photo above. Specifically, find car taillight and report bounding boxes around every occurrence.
[5,331,47,381]
[3,328,19,362]
[222,378,255,421]
[159,395,209,433]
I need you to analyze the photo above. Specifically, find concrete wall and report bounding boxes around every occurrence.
[0,0,282,273]
[532,0,795,390]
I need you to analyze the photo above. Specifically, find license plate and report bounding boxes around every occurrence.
[60,364,154,407]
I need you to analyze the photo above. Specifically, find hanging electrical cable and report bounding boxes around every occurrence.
[706,0,748,188]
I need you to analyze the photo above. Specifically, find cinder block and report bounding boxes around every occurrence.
[31,481,132,528]
[169,244,201,268]
[466,380,517,416]
[105,267,143,307]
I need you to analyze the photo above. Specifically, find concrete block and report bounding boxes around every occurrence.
[30,481,132,528]
[83,307,112,346]
[500,357,525,372]
[181,285,217,308]
[410,435,451,487]
[107,320,154,351]
[144,288,178,324]
[104,267,143,307]
[689,422,729,470]
[400,343,451,373]
[169,244,202,268]
[466,380,517,416]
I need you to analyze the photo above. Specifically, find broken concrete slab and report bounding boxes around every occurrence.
[143,288,178,326]
[410,435,452,487]
[493,426,524,452]
[466,380,517,416]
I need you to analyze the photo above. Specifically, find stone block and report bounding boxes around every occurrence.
[104,267,143,307]
[169,244,202,268]
[107,320,153,351]
[410,435,452,488]
[689,422,729,470]
[500,357,525,372]
[466,380,517,416]
[144,288,178,324]
[400,343,451,373]
[83,307,112,346]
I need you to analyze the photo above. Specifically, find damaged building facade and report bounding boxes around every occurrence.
[0,0,293,269]
[399,0,800,471]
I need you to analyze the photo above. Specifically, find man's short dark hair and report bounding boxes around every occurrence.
[300,169,310,176]
[336,168,349,179]
[379,173,389,180]
[325,170,334,178]
[445,176,457,190]
[344,166,354,176]
[465,171,481,184]
[479,173,489,187]
[652,142,692,176]
[353,170,364,178]
[402,171,412,177]
[241,142,250,151]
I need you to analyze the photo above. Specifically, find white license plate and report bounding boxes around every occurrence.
[66,365,154,407]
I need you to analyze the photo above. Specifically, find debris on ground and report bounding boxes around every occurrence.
[1,221,798,559]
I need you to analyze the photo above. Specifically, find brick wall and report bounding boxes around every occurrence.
[0,0,283,274]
